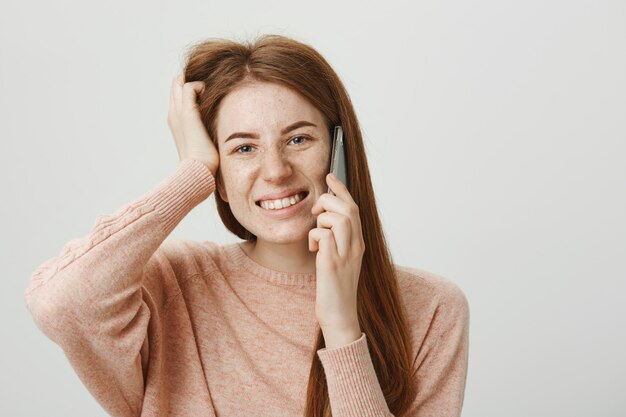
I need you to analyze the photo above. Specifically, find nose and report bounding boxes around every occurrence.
[260,148,293,182]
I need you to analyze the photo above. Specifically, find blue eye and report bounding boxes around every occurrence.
[290,135,309,145]
[234,136,309,154]
[235,145,253,154]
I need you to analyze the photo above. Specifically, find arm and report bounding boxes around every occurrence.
[404,282,470,416]
[24,159,215,417]
[316,282,470,417]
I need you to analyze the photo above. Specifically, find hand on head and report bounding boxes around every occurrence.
[167,73,220,177]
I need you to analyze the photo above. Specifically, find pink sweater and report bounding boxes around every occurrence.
[24,159,470,417]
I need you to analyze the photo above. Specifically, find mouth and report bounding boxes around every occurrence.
[255,191,310,210]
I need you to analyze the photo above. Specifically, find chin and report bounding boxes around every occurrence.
[248,218,316,245]
[257,229,310,245]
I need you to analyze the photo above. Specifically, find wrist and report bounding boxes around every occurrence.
[321,322,362,350]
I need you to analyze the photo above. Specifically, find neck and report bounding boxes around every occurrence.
[241,238,316,274]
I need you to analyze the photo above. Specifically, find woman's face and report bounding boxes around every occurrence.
[214,81,332,244]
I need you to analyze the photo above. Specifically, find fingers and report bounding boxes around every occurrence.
[314,212,351,257]
[325,173,350,200]
[310,173,364,258]
[182,81,205,111]
[170,73,205,112]
[311,174,354,215]
[311,193,357,220]
[171,74,184,108]
[308,228,338,260]
[311,182,361,239]
[168,73,216,167]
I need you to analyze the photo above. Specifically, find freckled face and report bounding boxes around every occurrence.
[214,81,332,244]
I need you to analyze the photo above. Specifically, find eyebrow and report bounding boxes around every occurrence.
[224,120,317,143]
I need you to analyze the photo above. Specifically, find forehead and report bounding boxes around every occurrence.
[216,81,325,141]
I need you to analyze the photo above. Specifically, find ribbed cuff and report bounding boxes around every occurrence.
[144,159,215,234]
[316,333,391,417]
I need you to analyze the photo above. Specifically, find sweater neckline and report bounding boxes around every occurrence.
[224,242,317,286]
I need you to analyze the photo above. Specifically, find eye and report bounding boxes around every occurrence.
[290,135,309,145]
[234,144,254,154]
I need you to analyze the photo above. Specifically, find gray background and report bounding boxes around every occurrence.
[1,0,624,416]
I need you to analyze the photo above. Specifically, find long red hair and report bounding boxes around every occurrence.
[183,34,415,416]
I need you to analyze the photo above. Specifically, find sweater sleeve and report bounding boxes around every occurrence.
[316,282,470,417]
[23,159,215,417]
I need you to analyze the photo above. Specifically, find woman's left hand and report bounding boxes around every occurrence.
[309,173,365,348]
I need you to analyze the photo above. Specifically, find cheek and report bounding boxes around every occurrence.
[219,162,250,197]
[296,153,330,190]
[314,147,332,176]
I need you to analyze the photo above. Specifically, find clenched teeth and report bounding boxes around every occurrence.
[259,192,306,210]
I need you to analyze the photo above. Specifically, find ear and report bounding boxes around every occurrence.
[216,173,228,203]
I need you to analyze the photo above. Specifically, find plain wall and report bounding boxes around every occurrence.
[1,0,624,416]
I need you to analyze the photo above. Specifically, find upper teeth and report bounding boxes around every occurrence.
[259,192,304,210]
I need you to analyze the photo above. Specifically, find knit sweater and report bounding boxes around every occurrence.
[24,158,470,417]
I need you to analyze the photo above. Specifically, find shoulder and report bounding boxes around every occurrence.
[394,264,469,312]
[141,239,231,308]
[153,238,230,275]
[393,264,470,343]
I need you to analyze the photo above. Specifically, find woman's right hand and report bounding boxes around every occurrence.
[167,73,220,177]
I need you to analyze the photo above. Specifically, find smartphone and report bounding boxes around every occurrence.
[328,125,347,195]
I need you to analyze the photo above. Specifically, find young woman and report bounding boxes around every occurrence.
[25,34,470,417]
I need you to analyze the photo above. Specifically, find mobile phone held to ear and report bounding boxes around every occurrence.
[328,125,347,195]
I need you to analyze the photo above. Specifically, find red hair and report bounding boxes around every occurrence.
[183,34,415,417]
